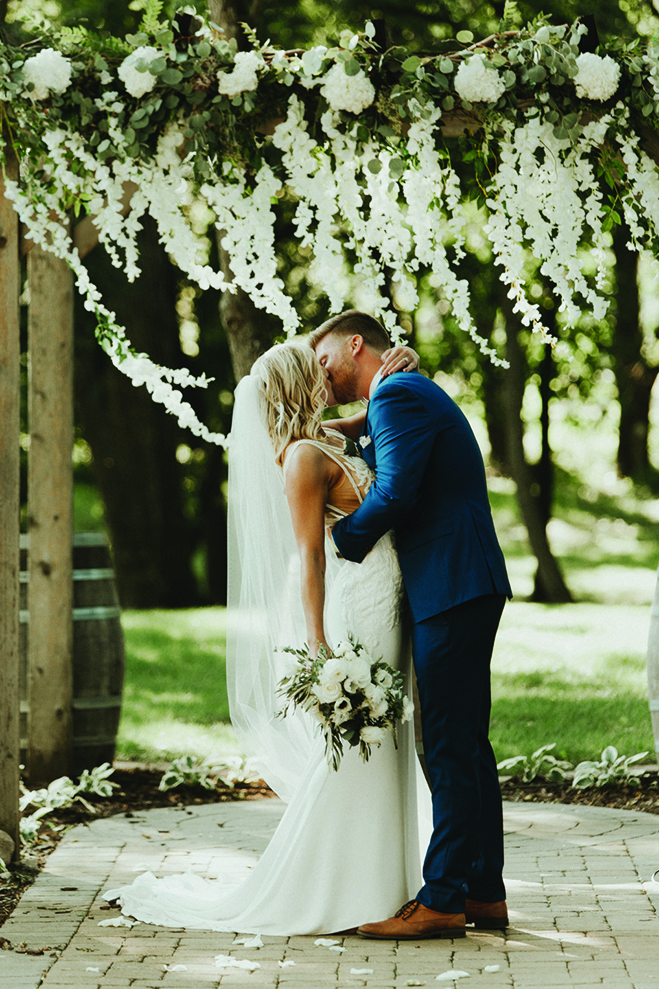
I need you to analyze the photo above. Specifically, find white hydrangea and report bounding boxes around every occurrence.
[321,62,375,114]
[454,54,505,104]
[218,51,262,97]
[118,46,160,99]
[574,52,621,101]
[23,49,72,100]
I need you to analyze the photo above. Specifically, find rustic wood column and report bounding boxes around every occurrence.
[0,158,21,858]
[27,245,74,783]
[647,565,659,764]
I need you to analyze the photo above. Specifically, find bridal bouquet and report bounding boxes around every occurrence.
[276,637,414,771]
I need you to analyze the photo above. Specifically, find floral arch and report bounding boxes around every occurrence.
[1,2,659,850]
[2,7,659,446]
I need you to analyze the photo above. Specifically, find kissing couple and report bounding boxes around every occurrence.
[105,309,512,939]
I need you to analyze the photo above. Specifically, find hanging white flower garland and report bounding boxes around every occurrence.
[2,13,659,445]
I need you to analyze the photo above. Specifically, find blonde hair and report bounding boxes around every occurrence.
[251,341,326,465]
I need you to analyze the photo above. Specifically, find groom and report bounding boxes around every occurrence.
[310,310,512,940]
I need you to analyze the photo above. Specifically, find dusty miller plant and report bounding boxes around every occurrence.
[497,743,574,783]
[19,762,119,847]
[572,745,649,788]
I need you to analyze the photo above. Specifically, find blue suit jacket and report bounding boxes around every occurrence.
[332,372,512,623]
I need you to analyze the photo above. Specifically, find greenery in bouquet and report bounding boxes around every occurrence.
[277,636,414,771]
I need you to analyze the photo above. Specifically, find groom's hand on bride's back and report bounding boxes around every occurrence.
[380,345,419,377]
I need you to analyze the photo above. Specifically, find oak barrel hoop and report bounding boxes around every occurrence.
[19,532,125,776]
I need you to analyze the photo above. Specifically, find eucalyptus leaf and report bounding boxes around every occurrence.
[343,57,361,77]
[367,158,382,173]
[402,55,421,72]
[527,64,547,83]
[148,57,167,75]
[439,57,454,74]
[161,68,183,85]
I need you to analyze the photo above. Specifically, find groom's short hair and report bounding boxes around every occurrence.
[309,310,391,354]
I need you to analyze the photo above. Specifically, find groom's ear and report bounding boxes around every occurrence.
[349,334,365,357]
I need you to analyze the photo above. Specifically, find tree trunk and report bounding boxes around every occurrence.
[207,0,262,46]
[27,246,74,784]
[501,299,573,603]
[530,341,556,600]
[481,338,510,475]
[75,219,200,608]
[612,222,659,478]
[0,156,21,860]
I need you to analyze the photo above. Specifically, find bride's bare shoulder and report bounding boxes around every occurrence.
[283,440,339,485]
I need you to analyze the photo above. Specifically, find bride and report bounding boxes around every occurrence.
[104,340,431,935]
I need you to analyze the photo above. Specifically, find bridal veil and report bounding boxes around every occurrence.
[226,374,341,802]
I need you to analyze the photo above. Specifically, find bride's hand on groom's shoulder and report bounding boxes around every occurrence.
[380,345,419,377]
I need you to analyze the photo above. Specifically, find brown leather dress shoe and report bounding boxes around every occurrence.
[357,899,466,940]
[465,898,508,929]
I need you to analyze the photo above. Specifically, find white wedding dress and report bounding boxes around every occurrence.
[104,382,431,936]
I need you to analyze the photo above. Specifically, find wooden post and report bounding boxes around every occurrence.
[26,245,74,783]
[0,157,21,859]
[647,565,659,764]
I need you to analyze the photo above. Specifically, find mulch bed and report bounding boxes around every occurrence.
[1,766,658,932]
[500,770,659,815]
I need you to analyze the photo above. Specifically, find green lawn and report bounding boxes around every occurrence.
[118,608,240,764]
[115,465,659,769]
[117,599,656,768]
[490,602,654,763]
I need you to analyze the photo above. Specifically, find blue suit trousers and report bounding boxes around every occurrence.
[412,593,507,914]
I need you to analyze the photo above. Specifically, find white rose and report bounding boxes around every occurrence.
[364,684,387,717]
[374,668,393,689]
[454,54,505,104]
[402,696,415,724]
[320,658,348,685]
[118,46,160,99]
[23,49,72,100]
[360,725,386,745]
[321,62,375,114]
[343,657,371,689]
[312,680,341,704]
[574,53,621,101]
[218,50,262,97]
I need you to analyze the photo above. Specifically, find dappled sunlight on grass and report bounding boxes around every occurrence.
[491,602,654,764]
[489,477,659,605]
[117,608,237,764]
[116,599,657,768]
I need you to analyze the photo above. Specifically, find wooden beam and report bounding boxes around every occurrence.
[26,245,74,783]
[0,155,21,859]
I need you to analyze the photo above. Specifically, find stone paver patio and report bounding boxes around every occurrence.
[1,799,658,989]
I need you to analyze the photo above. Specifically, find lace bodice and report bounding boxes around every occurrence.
[282,428,404,638]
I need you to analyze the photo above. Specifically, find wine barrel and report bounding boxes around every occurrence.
[19,532,125,776]
[647,564,659,763]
